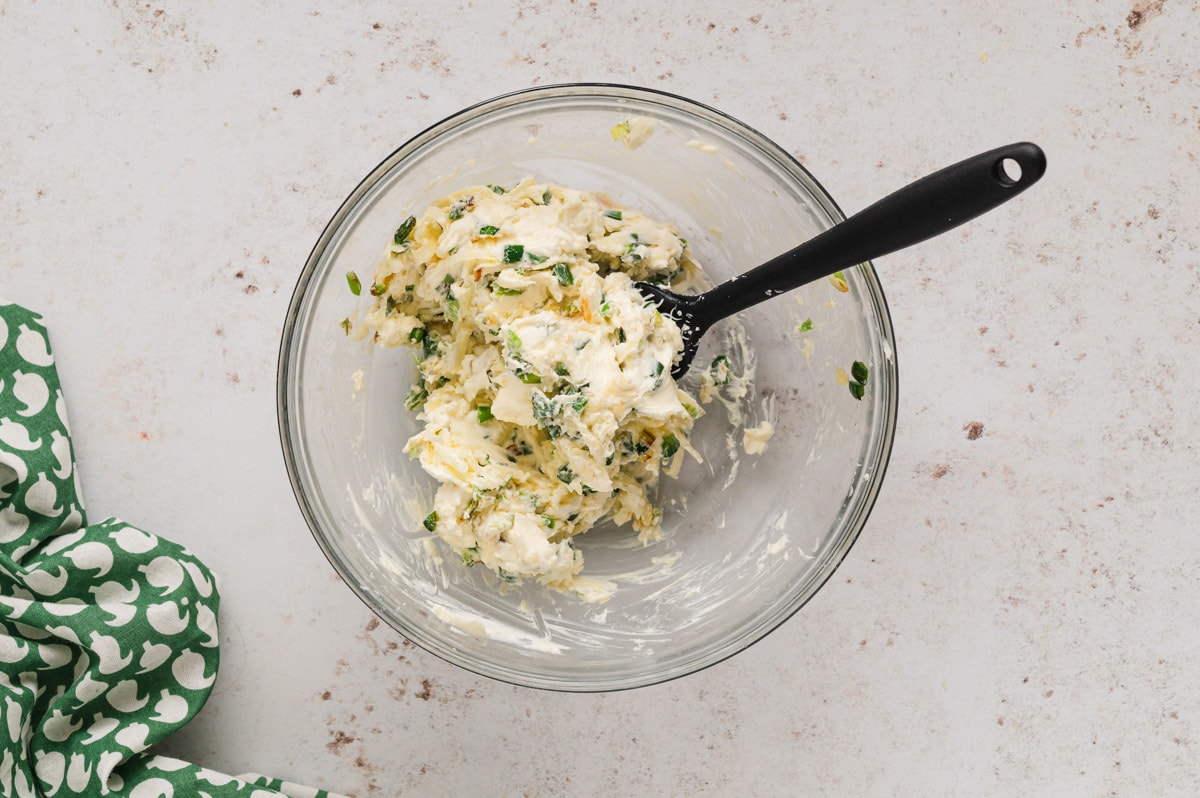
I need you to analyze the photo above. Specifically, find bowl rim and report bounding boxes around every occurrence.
[276,82,899,692]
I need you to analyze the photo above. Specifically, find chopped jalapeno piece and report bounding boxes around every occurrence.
[393,215,416,244]
[553,263,574,286]
[851,360,869,385]
[503,244,525,263]
[710,355,731,386]
[661,433,680,459]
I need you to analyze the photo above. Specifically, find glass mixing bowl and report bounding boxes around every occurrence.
[277,84,897,691]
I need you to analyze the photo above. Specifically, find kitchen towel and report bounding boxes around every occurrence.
[0,301,342,798]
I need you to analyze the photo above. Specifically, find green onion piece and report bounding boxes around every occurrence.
[385,295,397,316]
[554,362,570,377]
[527,252,548,263]
[518,372,542,384]
[503,244,525,263]
[487,183,506,194]
[851,360,869,385]
[531,392,557,420]
[393,215,416,244]
[507,330,522,352]
[423,511,438,532]
[492,285,525,296]
[799,318,814,332]
[346,271,362,295]
[599,301,612,317]
[370,283,386,296]
[553,263,574,286]
[603,209,623,220]
[409,327,425,343]
[542,190,552,204]
[617,327,626,343]
[442,273,455,285]
[422,333,438,359]
[339,318,351,335]
[446,297,460,322]
[462,547,479,566]
[710,355,731,386]
[557,465,575,484]
[849,381,865,400]
[479,225,499,236]
[571,394,588,413]
[661,433,680,459]
[542,515,555,528]
[477,405,494,423]
[405,385,428,411]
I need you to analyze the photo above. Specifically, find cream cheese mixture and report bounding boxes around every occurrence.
[358,178,707,600]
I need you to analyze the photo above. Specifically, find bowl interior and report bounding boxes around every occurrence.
[279,86,897,691]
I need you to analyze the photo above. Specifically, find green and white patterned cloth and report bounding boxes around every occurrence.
[0,302,342,798]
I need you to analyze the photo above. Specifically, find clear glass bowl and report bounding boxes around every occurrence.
[277,84,898,691]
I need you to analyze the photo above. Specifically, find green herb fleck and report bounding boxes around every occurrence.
[799,318,814,332]
[554,362,570,377]
[518,372,542,384]
[462,546,480,566]
[339,317,351,335]
[487,183,506,194]
[553,263,574,286]
[603,209,623,220]
[393,215,416,245]
[661,433,680,459]
[446,297,460,322]
[557,465,575,484]
[405,385,428,411]
[422,332,438,359]
[448,200,467,221]
[527,252,548,263]
[617,327,626,343]
[478,225,499,237]
[346,271,362,296]
[507,330,522,353]
[477,405,494,423]
[504,244,525,263]
[492,285,525,296]
[542,515,556,528]
[542,190,552,204]
[423,511,438,532]
[409,327,425,343]
[571,394,588,413]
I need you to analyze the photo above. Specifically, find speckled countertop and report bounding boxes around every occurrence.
[4,0,1198,794]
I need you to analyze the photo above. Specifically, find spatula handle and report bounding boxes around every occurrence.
[701,142,1047,317]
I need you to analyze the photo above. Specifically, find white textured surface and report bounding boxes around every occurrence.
[3,1,1198,794]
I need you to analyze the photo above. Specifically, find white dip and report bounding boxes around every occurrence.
[360,178,705,601]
